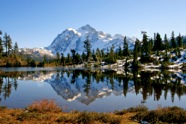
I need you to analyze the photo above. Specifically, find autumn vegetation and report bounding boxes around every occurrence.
[0,99,186,123]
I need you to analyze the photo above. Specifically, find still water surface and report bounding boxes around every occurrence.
[0,67,186,112]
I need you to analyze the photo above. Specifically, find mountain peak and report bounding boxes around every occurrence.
[67,27,75,31]
[78,24,96,33]
[47,25,135,56]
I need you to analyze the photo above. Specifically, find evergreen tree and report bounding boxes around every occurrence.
[153,33,162,55]
[107,45,116,63]
[82,52,86,62]
[141,33,150,60]
[110,45,115,57]
[95,48,101,62]
[170,31,177,48]
[177,33,183,48]
[60,53,65,66]
[92,49,97,62]
[3,33,8,56]
[66,53,71,64]
[38,54,47,67]
[174,46,181,58]
[101,49,105,59]
[75,53,81,64]
[7,35,12,55]
[0,31,3,57]
[177,47,181,57]
[118,46,122,56]
[30,59,36,67]
[164,34,169,57]
[56,52,60,64]
[123,36,130,57]
[148,38,153,55]
[106,47,109,56]
[13,42,18,56]
[43,55,47,63]
[71,49,76,64]
[153,33,156,44]
[84,37,91,61]
[133,39,140,67]
[26,54,31,66]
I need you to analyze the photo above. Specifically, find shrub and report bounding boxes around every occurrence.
[114,109,128,115]
[17,112,40,121]
[0,106,6,110]
[26,99,61,113]
[127,105,148,113]
[132,106,186,123]
[15,60,21,67]
[153,59,160,65]
[37,62,45,67]
[56,112,122,124]
[6,61,13,67]
[172,56,177,61]
[76,112,94,124]
[97,113,121,124]
[30,60,36,67]
[161,61,170,68]
[114,105,148,115]
[163,56,170,62]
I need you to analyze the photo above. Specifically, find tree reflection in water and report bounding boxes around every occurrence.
[0,72,18,100]
[0,69,186,105]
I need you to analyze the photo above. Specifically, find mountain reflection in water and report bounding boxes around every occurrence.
[0,68,186,111]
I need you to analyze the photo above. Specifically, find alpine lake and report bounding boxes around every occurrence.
[0,67,186,112]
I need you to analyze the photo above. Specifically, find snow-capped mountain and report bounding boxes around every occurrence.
[46,71,128,105]
[19,48,55,60]
[46,24,136,56]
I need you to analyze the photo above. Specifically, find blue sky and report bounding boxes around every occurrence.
[0,0,186,48]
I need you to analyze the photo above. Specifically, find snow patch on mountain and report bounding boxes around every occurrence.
[46,24,136,56]
[19,48,55,60]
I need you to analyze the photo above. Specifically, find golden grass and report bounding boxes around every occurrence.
[0,99,140,124]
[1,99,186,123]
